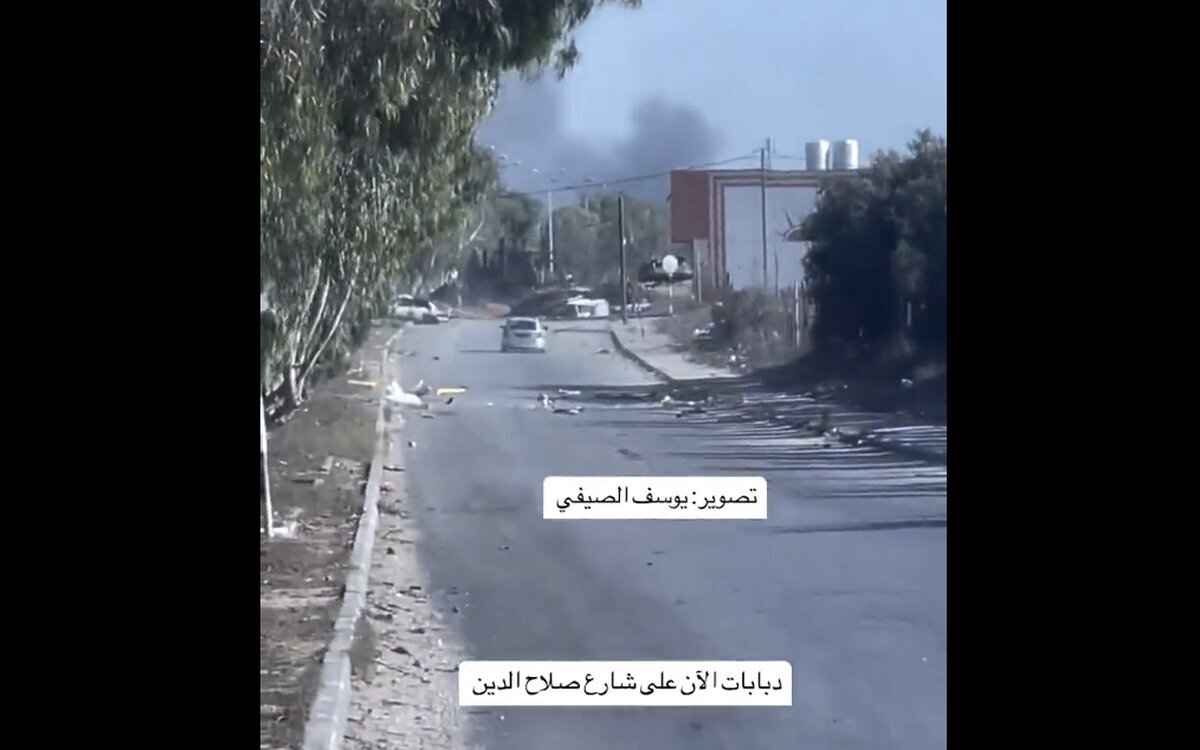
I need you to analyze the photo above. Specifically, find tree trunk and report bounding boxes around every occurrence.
[295,258,361,392]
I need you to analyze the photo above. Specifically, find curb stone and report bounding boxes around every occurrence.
[302,324,406,750]
[608,324,946,465]
[607,328,676,382]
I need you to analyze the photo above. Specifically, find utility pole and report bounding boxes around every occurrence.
[546,191,555,281]
[760,138,770,290]
[618,194,628,324]
[260,393,272,539]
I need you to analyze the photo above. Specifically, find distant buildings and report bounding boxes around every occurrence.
[669,163,864,293]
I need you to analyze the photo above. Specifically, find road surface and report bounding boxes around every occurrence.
[394,318,946,750]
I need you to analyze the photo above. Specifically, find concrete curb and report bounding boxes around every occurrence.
[608,324,947,465]
[607,328,675,382]
[302,324,405,750]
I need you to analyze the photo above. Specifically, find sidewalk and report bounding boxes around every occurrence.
[609,318,744,382]
[608,319,947,463]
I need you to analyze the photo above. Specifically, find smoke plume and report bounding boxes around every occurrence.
[476,73,723,200]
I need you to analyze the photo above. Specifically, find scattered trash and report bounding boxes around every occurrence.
[433,355,441,360]
[537,393,554,410]
[445,397,455,405]
[387,547,396,555]
[659,395,673,406]
[382,483,395,493]
[348,379,377,388]
[277,460,288,466]
[412,380,431,397]
[407,440,416,448]
[553,407,582,415]
[391,645,411,656]
[436,387,466,397]
[901,378,915,388]
[420,413,435,419]
[384,465,403,472]
[385,381,425,408]
[596,348,611,354]
[498,544,510,551]
[557,388,581,396]
[486,402,494,407]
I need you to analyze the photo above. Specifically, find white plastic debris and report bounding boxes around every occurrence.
[385,381,425,408]
[901,378,915,388]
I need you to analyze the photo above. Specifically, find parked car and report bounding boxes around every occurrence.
[500,317,547,352]
[390,295,440,324]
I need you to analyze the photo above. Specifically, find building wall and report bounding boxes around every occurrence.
[720,183,818,290]
[669,170,711,243]
[668,167,862,291]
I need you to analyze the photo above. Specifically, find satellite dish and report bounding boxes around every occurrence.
[662,255,679,276]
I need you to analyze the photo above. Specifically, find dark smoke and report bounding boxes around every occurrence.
[476,73,723,200]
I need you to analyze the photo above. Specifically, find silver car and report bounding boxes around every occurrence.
[501,317,547,352]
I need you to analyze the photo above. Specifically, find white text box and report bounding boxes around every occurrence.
[459,661,791,706]
[543,476,767,519]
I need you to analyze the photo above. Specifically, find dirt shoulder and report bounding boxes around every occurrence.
[260,325,398,750]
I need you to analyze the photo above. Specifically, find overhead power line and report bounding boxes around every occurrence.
[496,152,762,198]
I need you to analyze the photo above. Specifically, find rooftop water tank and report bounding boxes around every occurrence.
[805,140,830,172]
[832,139,860,170]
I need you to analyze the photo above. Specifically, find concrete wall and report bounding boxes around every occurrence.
[720,184,819,290]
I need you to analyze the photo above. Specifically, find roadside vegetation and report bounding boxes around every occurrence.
[260,0,642,422]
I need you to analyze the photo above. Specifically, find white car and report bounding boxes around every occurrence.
[390,295,439,324]
[501,317,547,352]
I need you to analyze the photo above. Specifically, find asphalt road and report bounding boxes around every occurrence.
[396,318,946,750]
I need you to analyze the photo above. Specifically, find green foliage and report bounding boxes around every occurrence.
[802,129,947,350]
[260,0,639,416]
[543,192,668,285]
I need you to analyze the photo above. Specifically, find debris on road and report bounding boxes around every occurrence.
[385,381,426,409]
[596,348,612,354]
[553,407,582,415]
[411,379,431,397]
[407,440,416,448]
[557,388,581,396]
[436,387,466,397]
[348,379,377,388]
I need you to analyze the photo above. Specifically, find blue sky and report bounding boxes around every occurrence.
[478,0,946,195]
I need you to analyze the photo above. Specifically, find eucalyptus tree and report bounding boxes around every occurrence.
[260,0,642,417]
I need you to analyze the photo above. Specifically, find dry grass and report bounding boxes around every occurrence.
[259,329,388,750]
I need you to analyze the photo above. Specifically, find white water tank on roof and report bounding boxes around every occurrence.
[832,139,860,170]
[805,140,830,172]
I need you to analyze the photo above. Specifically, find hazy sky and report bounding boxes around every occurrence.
[477,0,946,197]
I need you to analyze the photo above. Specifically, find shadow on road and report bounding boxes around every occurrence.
[772,518,947,535]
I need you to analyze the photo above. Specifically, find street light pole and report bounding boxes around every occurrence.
[760,138,770,290]
[618,194,628,324]
[546,190,555,280]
